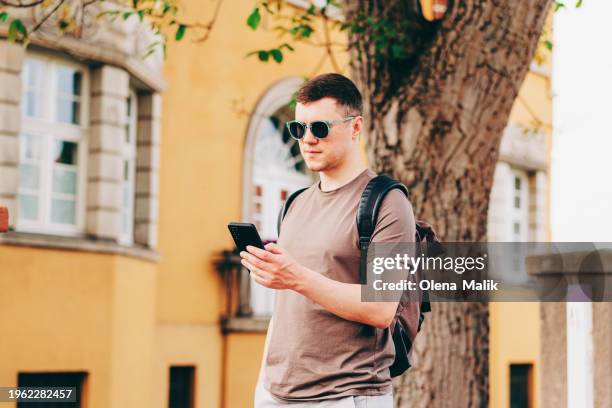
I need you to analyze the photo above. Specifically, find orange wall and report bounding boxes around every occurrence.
[0,246,157,408]
[223,333,267,408]
[489,302,541,408]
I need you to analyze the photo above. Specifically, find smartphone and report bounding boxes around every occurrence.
[227,222,266,253]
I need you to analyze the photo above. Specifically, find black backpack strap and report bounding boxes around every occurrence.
[356,175,408,283]
[276,187,308,237]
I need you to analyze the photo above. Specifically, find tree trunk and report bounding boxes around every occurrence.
[344,1,553,406]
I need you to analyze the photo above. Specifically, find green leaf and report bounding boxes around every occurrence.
[258,50,269,61]
[123,11,132,21]
[544,40,553,50]
[270,48,283,63]
[8,19,26,42]
[7,27,16,42]
[576,0,583,7]
[175,24,186,41]
[247,7,261,30]
[0,12,8,23]
[137,10,145,22]
[290,25,314,39]
[554,1,566,11]
[390,44,404,58]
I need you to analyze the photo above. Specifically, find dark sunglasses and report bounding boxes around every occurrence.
[285,116,355,140]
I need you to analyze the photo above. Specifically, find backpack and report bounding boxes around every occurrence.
[276,174,439,378]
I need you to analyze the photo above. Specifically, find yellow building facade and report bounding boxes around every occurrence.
[0,1,551,407]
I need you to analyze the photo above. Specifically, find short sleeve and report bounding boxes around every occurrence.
[370,189,416,244]
[366,189,416,301]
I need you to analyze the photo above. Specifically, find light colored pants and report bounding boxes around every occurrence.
[254,381,393,407]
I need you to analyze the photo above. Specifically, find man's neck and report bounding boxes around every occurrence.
[319,157,368,192]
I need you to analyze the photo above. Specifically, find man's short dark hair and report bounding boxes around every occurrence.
[296,73,363,116]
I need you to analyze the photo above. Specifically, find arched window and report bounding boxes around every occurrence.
[242,77,315,316]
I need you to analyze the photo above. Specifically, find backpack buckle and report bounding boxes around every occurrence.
[358,237,370,285]
[358,237,370,251]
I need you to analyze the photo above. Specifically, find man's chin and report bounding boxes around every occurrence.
[305,161,326,172]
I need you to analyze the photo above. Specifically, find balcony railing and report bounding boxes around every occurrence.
[216,248,270,332]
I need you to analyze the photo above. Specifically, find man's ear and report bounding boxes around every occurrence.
[352,116,363,140]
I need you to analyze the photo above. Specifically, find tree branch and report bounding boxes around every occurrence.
[517,93,551,130]
[186,0,224,42]
[0,0,45,7]
[321,9,340,72]
[29,0,65,34]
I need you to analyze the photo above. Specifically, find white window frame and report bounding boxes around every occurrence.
[250,172,310,317]
[510,168,529,242]
[252,172,310,241]
[17,52,89,236]
[119,89,137,245]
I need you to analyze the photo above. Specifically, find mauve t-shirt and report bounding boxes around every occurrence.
[263,168,416,401]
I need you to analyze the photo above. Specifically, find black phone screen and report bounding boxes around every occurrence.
[227,222,266,253]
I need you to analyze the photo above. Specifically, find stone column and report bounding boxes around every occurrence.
[0,41,24,230]
[540,302,568,407]
[134,92,160,248]
[593,301,611,408]
[87,65,129,240]
[529,248,612,407]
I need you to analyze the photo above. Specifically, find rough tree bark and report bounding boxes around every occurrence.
[343,1,553,407]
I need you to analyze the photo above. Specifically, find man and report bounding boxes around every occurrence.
[240,73,416,407]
